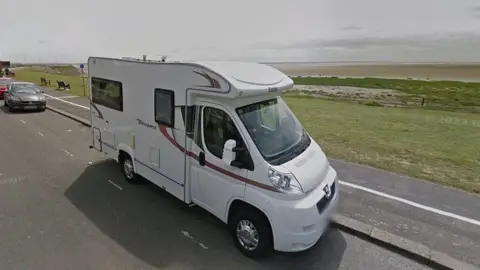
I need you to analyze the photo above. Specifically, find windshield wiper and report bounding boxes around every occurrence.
[268,131,310,165]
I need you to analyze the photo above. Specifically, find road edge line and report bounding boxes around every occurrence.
[332,214,479,270]
[46,105,91,127]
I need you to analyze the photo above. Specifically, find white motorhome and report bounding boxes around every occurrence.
[88,56,339,258]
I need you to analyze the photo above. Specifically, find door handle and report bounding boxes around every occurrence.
[199,152,205,166]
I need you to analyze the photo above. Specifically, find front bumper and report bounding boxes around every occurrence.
[8,100,47,110]
[269,166,340,252]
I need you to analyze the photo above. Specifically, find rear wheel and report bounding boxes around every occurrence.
[230,206,273,259]
[120,153,141,184]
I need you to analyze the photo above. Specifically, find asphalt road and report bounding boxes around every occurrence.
[0,103,436,270]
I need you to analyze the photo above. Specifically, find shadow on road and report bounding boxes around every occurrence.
[65,160,347,270]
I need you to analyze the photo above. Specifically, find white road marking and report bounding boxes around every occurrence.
[62,149,74,157]
[181,230,208,250]
[108,180,123,190]
[46,95,79,100]
[20,120,26,124]
[37,132,44,137]
[339,180,480,227]
[0,176,26,185]
[66,129,72,132]
[43,94,89,110]
[57,95,79,99]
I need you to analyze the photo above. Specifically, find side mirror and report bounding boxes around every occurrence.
[222,139,237,167]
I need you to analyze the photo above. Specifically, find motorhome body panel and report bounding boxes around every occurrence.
[87,56,314,214]
[88,57,232,105]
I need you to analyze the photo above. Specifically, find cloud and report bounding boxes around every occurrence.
[339,26,363,31]
[284,32,480,51]
[470,6,480,18]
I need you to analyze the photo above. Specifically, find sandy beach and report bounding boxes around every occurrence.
[269,63,480,82]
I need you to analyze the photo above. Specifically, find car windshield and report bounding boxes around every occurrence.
[236,97,309,164]
[13,84,41,93]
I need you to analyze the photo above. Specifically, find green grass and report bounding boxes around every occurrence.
[292,77,480,110]
[284,97,480,194]
[14,67,89,97]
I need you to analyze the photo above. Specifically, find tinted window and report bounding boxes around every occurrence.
[154,89,174,127]
[236,97,309,165]
[12,84,41,93]
[91,77,123,111]
[203,107,244,159]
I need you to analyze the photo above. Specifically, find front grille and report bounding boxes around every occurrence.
[316,182,336,213]
[20,101,41,104]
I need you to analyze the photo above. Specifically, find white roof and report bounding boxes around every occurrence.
[191,61,293,93]
[11,81,34,85]
[89,57,293,99]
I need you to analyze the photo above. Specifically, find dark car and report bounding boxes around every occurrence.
[4,82,46,112]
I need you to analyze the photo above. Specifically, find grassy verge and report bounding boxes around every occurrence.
[14,67,88,97]
[284,97,480,194]
[292,77,480,112]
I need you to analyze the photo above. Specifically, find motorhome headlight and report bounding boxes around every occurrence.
[268,167,304,194]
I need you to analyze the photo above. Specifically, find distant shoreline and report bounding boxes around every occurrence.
[12,61,480,82]
[267,63,480,82]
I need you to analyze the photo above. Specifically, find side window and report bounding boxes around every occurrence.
[91,77,123,111]
[203,107,243,159]
[154,89,174,127]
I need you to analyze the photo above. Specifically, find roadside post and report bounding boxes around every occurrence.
[80,64,86,96]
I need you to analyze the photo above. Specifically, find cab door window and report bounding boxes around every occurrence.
[202,107,253,170]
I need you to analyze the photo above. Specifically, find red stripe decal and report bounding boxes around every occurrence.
[89,101,104,119]
[158,125,278,192]
[192,70,221,89]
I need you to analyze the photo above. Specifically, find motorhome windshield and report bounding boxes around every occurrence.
[236,97,310,165]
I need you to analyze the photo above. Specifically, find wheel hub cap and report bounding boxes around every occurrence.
[236,220,259,251]
[124,160,134,178]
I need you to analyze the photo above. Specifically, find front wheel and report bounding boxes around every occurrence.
[230,208,273,259]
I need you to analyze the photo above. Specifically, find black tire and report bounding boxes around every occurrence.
[120,154,141,184]
[230,206,273,259]
[39,108,46,112]
[8,106,14,112]
[4,100,7,107]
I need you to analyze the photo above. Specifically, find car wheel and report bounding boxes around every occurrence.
[230,207,273,259]
[8,106,14,112]
[4,100,7,107]
[120,154,141,184]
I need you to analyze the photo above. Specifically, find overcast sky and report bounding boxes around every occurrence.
[1,0,480,63]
